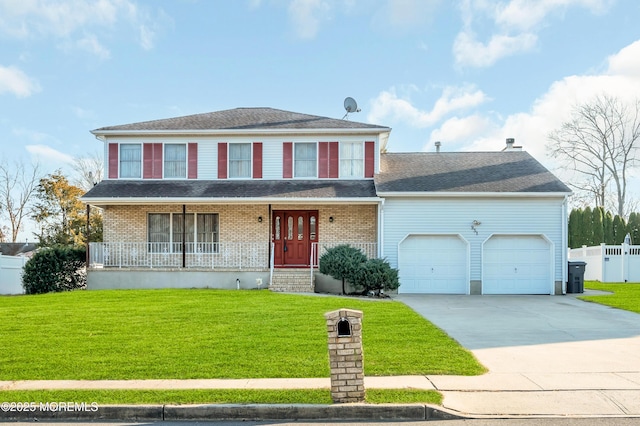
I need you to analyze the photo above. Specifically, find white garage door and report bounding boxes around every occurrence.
[483,235,552,295]
[398,235,468,294]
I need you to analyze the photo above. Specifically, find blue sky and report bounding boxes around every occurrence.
[1,0,640,238]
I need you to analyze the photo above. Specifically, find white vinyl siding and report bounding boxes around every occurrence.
[382,197,565,285]
[262,141,282,179]
[198,142,217,179]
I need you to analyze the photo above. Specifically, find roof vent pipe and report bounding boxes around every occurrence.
[435,141,441,153]
[506,138,515,149]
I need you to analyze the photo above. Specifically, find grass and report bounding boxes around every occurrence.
[582,280,640,313]
[0,289,485,380]
[0,389,442,405]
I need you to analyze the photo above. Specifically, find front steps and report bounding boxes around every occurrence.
[269,268,315,292]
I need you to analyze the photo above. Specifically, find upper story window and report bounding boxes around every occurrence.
[340,142,364,178]
[165,144,186,178]
[229,143,252,178]
[294,142,317,178]
[120,144,141,178]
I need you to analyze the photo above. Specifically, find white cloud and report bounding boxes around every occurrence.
[76,33,111,59]
[25,144,75,165]
[0,65,40,97]
[0,0,168,55]
[453,30,537,68]
[371,0,441,32]
[368,84,489,127]
[425,114,497,151]
[288,0,331,39]
[454,0,613,68]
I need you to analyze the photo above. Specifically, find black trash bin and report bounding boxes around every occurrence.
[567,261,587,294]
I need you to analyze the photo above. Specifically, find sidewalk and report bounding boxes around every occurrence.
[4,373,640,417]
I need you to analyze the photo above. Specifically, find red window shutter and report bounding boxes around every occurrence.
[329,141,339,178]
[143,144,153,178]
[218,142,227,179]
[143,143,163,179]
[152,143,162,179]
[252,142,262,179]
[108,143,118,178]
[283,142,293,178]
[318,142,328,178]
[188,143,198,179]
[364,141,375,178]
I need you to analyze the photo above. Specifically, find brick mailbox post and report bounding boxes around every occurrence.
[324,308,365,403]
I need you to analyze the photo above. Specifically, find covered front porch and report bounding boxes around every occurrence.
[87,202,379,292]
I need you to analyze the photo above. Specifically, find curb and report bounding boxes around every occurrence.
[0,403,465,422]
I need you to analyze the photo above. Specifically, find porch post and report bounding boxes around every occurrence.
[182,204,186,268]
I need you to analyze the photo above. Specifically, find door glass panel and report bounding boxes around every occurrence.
[287,216,293,240]
[298,216,304,240]
[275,216,281,240]
[310,216,316,240]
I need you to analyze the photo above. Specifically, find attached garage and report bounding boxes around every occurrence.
[398,235,468,294]
[483,235,553,295]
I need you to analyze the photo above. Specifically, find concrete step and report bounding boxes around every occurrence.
[269,269,315,293]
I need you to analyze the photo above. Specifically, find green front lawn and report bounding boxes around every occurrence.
[0,289,485,380]
[582,281,640,313]
[0,389,442,405]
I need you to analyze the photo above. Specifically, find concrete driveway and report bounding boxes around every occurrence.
[396,291,640,415]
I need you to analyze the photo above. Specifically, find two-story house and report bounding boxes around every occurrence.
[82,107,572,295]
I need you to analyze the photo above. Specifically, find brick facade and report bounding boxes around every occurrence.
[103,204,377,245]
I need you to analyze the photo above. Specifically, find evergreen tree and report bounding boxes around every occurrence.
[582,206,593,247]
[612,215,627,244]
[604,211,614,244]
[592,207,604,245]
[628,212,640,245]
[568,209,580,248]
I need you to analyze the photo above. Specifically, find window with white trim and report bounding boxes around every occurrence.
[229,143,251,178]
[120,144,141,178]
[294,142,317,177]
[148,213,219,253]
[164,144,186,178]
[340,142,364,178]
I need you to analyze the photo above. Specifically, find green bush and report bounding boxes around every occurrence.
[353,257,400,295]
[318,244,367,294]
[22,246,87,295]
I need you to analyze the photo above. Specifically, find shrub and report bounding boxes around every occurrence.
[22,246,87,295]
[318,244,367,294]
[353,257,400,295]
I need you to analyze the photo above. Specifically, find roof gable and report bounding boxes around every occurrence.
[375,152,571,194]
[93,107,389,133]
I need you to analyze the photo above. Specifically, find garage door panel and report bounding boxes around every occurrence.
[399,235,468,294]
[483,235,551,295]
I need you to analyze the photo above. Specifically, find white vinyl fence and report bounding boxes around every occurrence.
[568,243,640,283]
[0,254,27,295]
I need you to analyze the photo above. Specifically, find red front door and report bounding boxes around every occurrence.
[272,210,318,267]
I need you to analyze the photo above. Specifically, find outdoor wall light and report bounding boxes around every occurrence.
[258,216,263,223]
[471,220,481,235]
[329,216,334,223]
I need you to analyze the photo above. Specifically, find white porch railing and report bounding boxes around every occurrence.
[89,242,270,270]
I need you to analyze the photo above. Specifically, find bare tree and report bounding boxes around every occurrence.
[72,152,103,192]
[548,95,640,217]
[0,161,41,242]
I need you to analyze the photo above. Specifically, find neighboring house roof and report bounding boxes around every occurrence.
[92,108,390,134]
[81,180,378,204]
[0,242,37,256]
[375,152,572,194]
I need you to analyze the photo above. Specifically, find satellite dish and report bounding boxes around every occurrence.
[343,97,361,119]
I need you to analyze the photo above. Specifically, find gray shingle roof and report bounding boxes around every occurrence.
[375,152,571,193]
[93,108,389,133]
[82,180,377,201]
